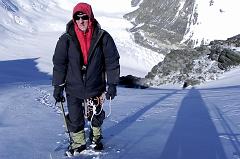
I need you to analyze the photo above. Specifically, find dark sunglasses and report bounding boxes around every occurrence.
[74,15,89,21]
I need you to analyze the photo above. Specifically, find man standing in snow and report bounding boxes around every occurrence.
[52,2,120,156]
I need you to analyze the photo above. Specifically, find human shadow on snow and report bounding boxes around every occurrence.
[160,87,227,159]
[0,58,51,85]
[104,89,180,142]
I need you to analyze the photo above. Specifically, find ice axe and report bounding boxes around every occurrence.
[58,100,73,143]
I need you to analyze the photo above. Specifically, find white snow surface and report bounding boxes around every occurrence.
[182,0,240,46]
[0,0,240,159]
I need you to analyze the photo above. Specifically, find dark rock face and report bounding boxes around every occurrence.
[144,48,209,86]
[219,51,240,69]
[226,34,240,47]
[144,34,240,86]
[124,0,196,54]
[209,34,240,48]
[119,75,148,89]
[209,35,240,70]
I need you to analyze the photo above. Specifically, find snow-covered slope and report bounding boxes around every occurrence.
[0,0,71,76]
[0,0,163,78]
[198,66,240,88]
[1,68,240,159]
[182,0,240,46]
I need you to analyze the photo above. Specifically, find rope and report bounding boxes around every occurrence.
[84,93,112,129]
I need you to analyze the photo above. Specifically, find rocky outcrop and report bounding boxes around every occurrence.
[144,34,240,86]
[209,34,240,70]
[144,48,211,86]
[119,75,148,89]
[218,49,240,70]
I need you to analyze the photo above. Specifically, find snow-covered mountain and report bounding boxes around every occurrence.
[0,0,163,78]
[0,0,74,39]
[0,0,72,76]
[182,0,240,46]
[125,0,240,49]
[123,0,240,87]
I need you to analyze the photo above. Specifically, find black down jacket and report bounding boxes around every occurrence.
[52,20,120,99]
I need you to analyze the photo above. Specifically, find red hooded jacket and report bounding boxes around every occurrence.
[73,3,95,65]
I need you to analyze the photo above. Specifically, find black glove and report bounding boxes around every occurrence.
[106,85,117,100]
[53,86,65,103]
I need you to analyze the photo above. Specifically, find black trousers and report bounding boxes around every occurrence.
[66,94,105,133]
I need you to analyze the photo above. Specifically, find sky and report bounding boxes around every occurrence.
[0,0,240,159]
